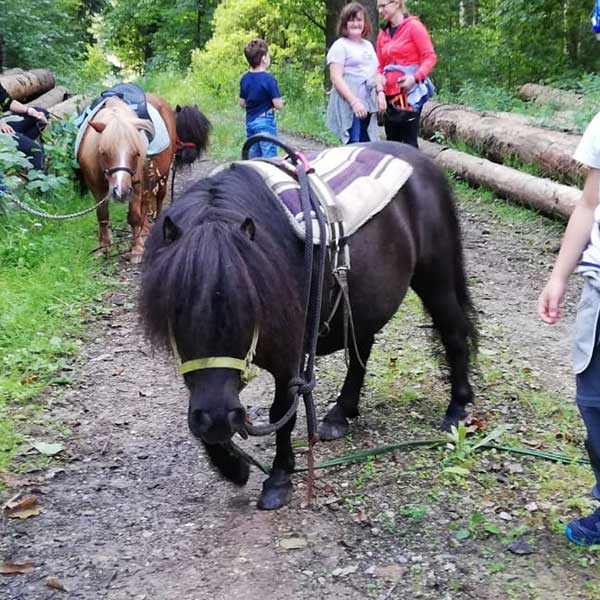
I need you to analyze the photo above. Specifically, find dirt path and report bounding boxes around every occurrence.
[1,134,594,600]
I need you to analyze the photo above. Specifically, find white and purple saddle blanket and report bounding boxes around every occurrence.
[220,145,413,245]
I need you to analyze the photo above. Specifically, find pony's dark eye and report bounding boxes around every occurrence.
[163,215,181,243]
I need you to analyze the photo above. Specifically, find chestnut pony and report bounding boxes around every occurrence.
[77,94,210,262]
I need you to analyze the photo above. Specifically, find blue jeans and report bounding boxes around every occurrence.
[246,112,278,158]
[577,335,600,501]
[347,115,371,144]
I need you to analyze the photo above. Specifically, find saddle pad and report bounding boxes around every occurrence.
[73,99,169,163]
[221,146,413,245]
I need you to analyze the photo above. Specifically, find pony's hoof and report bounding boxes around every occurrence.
[440,412,468,432]
[130,252,144,265]
[318,417,349,441]
[257,479,293,510]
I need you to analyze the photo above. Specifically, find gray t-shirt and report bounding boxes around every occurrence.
[327,38,378,102]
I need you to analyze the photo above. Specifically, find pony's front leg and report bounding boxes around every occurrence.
[319,334,375,441]
[257,380,297,510]
[127,189,146,263]
[95,198,112,256]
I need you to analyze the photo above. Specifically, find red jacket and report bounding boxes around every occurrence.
[376,16,437,94]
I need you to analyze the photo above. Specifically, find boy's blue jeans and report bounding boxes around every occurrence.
[245,112,278,158]
[576,337,600,501]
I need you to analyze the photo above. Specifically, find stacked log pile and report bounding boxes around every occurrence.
[0,68,87,117]
[0,69,56,102]
[518,83,584,108]
[420,101,584,186]
[419,140,579,219]
[419,94,592,219]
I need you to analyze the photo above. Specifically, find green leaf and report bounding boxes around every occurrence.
[484,523,501,535]
[455,529,471,540]
[30,441,64,456]
[443,466,470,476]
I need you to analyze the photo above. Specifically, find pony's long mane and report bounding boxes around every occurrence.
[140,165,303,358]
[97,98,154,158]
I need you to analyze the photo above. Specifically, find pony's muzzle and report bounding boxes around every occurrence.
[111,184,132,203]
[188,406,247,444]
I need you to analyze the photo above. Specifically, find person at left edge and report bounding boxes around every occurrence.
[0,82,48,170]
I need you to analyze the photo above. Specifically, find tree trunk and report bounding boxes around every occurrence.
[363,0,378,45]
[419,139,579,220]
[0,69,55,102]
[49,95,90,119]
[326,0,347,52]
[518,83,583,108]
[420,101,585,186]
[25,86,71,109]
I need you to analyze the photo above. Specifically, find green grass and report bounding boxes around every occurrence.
[0,186,125,472]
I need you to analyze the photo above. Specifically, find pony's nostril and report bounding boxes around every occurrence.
[227,408,246,430]
[190,409,212,433]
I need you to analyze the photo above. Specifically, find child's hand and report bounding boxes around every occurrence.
[350,99,367,119]
[537,277,567,324]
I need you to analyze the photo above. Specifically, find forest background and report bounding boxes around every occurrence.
[3,0,600,118]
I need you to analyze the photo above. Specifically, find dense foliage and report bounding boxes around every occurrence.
[3,0,600,95]
[0,0,104,74]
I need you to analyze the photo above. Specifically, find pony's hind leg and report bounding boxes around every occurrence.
[319,334,375,441]
[257,380,297,510]
[411,270,476,430]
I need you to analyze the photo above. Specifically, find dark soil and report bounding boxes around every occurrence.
[2,133,598,600]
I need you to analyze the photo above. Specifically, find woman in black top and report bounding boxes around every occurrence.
[0,83,48,170]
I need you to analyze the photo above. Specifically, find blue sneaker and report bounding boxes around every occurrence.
[565,507,600,546]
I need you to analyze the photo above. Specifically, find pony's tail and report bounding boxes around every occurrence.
[444,182,479,359]
[175,105,211,167]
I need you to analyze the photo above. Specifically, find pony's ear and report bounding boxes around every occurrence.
[240,217,256,241]
[163,216,181,243]
[89,120,106,133]
[175,104,182,113]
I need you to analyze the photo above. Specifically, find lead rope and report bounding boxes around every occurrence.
[240,135,328,504]
[294,155,327,504]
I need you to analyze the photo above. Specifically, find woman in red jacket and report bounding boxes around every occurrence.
[375,0,436,147]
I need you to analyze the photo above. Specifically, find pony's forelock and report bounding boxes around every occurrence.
[139,167,302,359]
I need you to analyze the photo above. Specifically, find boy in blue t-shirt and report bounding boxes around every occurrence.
[239,39,284,158]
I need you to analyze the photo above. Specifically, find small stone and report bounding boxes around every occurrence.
[507,540,534,555]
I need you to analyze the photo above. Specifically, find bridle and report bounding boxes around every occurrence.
[103,165,141,186]
[178,327,259,386]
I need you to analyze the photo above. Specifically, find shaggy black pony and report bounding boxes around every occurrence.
[139,141,477,510]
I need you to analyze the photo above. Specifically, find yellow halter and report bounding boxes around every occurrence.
[172,326,259,385]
